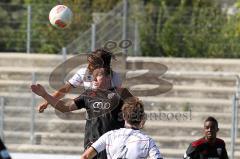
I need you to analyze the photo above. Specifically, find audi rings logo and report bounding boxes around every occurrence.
[92,102,111,110]
[103,40,132,51]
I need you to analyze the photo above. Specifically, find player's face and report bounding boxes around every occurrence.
[204,121,218,142]
[93,74,110,89]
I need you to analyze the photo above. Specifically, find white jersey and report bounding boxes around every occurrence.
[68,67,122,89]
[91,128,163,159]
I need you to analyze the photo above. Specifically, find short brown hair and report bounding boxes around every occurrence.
[93,48,115,67]
[87,48,114,73]
[122,97,145,126]
[92,68,110,79]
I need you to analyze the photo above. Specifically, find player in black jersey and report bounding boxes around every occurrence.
[31,68,132,159]
[0,139,11,159]
[184,116,228,159]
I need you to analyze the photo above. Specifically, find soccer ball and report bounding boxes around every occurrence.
[49,5,73,29]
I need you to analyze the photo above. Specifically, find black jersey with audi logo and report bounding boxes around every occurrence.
[184,137,229,159]
[74,88,132,155]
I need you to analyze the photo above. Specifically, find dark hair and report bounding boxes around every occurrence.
[87,48,115,73]
[205,116,218,128]
[92,68,111,79]
[122,97,145,126]
[93,48,115,67]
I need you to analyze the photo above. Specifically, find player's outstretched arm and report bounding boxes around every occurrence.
[37,83,73,113]
[31,84,77,113]
[81,131,109,159]
[80,147,97,159]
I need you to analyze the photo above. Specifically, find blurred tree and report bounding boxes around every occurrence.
[160,0,224,57]
[139,0,163,56]
[0,5,11,51]
[139,0,233,57]
[3,0,237,57]
[0,1,26,52]
[0,0,120,53]
[139,0,182,56]
[208,0,240,58]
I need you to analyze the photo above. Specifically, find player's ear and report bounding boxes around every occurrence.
[122,114,126,121]
[139,120,145,129]
[139,113,147,129]
[216,127,219,132]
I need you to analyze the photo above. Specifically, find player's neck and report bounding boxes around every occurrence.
[93,84,111,90]
[125,122,140,130]
[205,137,216,145]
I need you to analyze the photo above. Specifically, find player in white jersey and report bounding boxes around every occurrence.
[81,97,163,159]
[37,48,122,113]
[68,67,121,89]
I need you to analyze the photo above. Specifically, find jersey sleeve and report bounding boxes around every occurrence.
[148,139,163,159]
[91,131,110,154]
[74,95,86,109]
[68,68,86,87]
[183,143,197,159]
[221,142,229,159]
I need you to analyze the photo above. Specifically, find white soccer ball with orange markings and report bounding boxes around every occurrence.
[49,5,72,29]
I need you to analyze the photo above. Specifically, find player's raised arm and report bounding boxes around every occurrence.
[31,84,78,113]
[37,82,73,113]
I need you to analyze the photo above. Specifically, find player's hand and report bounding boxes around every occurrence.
[31,84,47,97]
[37,101,48,113]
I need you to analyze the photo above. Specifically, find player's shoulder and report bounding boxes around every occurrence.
[191,138,207,147]
[125,129,151,142]
[111,128,132,135]
[136,131,157,148]
[76,67,88,74]
[117,87,128,92]
[116,88,132,99]
[104,129,120,138]
[215,138,226,145]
